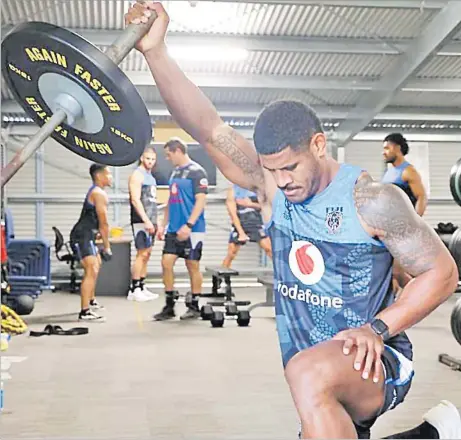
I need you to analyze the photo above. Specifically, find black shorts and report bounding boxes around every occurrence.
[229,223,267,245]
[131,223,156,250]
[70,235,99,260]
[163,232,204,261]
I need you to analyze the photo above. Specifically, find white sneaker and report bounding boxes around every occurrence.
[423,400,461,439]
[127,287,154,302]
[141,286,159,300]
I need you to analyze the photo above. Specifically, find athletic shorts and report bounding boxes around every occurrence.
[229,223,267,245]
[131,223,156,250]
[70,235,99,260]
[352,344,414,437]
[163,232,204,261]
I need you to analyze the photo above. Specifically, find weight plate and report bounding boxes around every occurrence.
[451,298,461,346]
[450,158,461,207]
[1,22,152,166]
[448,228,461,277]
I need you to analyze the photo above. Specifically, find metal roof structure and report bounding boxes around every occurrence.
[1,0,461,145]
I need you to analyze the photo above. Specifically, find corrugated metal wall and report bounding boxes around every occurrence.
[5,137,261,276]
[344,140,461,226]
[4,137,460,277]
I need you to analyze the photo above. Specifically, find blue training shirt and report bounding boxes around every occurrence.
[233,184,259,216]
[267,164,413,368]
[382,161,410,186]
[233,184,257,200]
[167,161,208,233]
[382,161,417,206]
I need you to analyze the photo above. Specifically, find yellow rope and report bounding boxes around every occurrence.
[1,304,28,336]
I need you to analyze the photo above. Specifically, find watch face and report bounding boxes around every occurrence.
[373,319,387,334]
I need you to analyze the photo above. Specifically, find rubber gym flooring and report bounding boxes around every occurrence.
[2,286,461,439]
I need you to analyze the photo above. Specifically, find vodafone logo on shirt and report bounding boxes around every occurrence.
[171,183,178,195]
[288,241,325,285]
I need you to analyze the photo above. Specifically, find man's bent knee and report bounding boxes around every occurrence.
[285,340,385,423]
[285,343,340,399]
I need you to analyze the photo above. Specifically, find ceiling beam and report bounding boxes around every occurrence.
[4,100,461,121]
[6,125,460,144]
[2,70,445,91]
[3,25,460,56]
[124,0,449,8]
[104,73,461,91]
[334,1,461,147]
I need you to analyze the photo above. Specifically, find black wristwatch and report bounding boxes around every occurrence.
[186,222,194,229]
[370,318,390,341]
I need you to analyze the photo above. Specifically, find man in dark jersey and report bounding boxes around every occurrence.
[127,4,461,439]
[221,183,272,268]
[153,137,208,321]
[381,133,428,295]
[70,164,113,322]
[128,146,159,302]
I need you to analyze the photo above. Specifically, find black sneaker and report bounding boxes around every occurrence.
[79,309,106,322]
[153,305,176,321]
[180,307,201,320]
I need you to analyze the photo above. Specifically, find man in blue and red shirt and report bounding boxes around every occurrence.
[154,137,208,321]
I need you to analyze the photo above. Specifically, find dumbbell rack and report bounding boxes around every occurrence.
[199,266,252,328]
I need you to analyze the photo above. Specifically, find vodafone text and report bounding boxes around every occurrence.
[277,283,343,309]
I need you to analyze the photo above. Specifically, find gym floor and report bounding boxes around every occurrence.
[2,287,461,439]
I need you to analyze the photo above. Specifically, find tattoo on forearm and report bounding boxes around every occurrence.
[354,180,441,275]
[208,131,265,192]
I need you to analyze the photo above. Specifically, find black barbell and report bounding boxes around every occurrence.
[1,1,157,188]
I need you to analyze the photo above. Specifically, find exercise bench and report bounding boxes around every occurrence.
[200,266,251,328]
[248,273,275,312]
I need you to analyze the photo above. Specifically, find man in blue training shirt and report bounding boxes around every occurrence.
[154,138,208,321]
[381,133,428,296]
[127,4,461,439]
[381,133,427,217]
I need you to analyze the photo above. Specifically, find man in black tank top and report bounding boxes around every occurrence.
[70,164,113,322]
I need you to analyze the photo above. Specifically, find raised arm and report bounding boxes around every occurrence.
[125,3,268,199]
[354,175,459,337]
